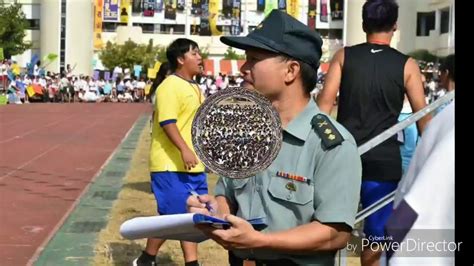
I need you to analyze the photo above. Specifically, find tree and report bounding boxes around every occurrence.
[223,47,245,60]
[200,45,210,59]
[408,49,441,63]
[156,45,167,63]
[0,3,32,59]
[99,39,163,72]
[99,39,210,74]
[155,44,209,62]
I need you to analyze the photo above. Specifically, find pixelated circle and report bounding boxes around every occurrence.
[192,87,282,179]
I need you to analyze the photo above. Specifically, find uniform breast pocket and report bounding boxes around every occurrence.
[268,176,313,205]
[230,177,266,219]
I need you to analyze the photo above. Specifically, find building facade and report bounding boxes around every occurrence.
[344,0,454,57]
[6,0,454,76]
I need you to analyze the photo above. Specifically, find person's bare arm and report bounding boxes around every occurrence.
[260,221,350,252]
[162,123,198,170]
[216,195,236,215]
[316,48,344,114]
[404,58,432,134]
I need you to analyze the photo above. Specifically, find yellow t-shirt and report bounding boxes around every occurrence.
[150,74,205,173]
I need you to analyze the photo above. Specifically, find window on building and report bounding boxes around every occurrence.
[317,29,329,38]
[26,19,40,30]
[132,0,143,13]
[60,49,65,70]
[103,22,116,32]
[219,25,230,35]
[191,24,201,35]
[198,25,241,36]
[60,0,67,74]
[133,23,155,33]
[159,24,185,34]
[315,29,342,39]
[417,12,435,36]
[440,8,450,34]
[330,29,342,39]
[102,22,127,32]
[330,0,343,20]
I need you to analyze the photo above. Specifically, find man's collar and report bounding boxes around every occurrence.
[284,99,320,141]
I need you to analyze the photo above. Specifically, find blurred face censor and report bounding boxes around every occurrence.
[240,49,289,98]
[181,46,203,76]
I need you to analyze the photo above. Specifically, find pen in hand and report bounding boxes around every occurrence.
[185,183,216,215]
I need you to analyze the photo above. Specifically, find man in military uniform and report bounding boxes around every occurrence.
[188,10,361,265]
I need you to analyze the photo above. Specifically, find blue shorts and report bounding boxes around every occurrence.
[361,180,398,242]
[150,172,208,215]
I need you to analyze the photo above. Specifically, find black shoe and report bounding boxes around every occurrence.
[132,251,156,266]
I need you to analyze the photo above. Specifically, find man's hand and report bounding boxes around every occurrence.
[196,214,267,250]
[181,147,199,170]
[187,194,219,216]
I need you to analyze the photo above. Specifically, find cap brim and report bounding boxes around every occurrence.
[220,36,279,53]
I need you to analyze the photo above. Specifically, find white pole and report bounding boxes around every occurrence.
[185,0,190,37]
[450,2,455,54]
[342,0,348,47]
[243,0,248,35]
[301,0,304,25]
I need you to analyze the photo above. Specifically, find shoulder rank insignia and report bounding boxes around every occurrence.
[311,114,344,150]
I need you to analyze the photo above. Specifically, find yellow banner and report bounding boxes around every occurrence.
[154,61,162,70]
[94,0,104,50]
[148,68,157,79]
[0,95,7,105]
[120,0,130,23]
[209,0,222,36]
[26,86,35,97]
[12,64,21,75]
[287,0,299,19]
[144,84,152,95]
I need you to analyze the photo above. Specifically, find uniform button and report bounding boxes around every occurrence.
[256,186,261,191]
[286,194,293,200]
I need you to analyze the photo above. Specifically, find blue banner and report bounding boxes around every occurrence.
[134,65,142,78]
[7,70,15,81]
[257,0,265,12]
[104,0,119,21]
[93,70,100,80]
[28,54,40,75]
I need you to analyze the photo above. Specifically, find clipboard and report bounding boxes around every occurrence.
[120,213,266,243]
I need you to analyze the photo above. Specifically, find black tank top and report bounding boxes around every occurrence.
[337,43,409,181]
